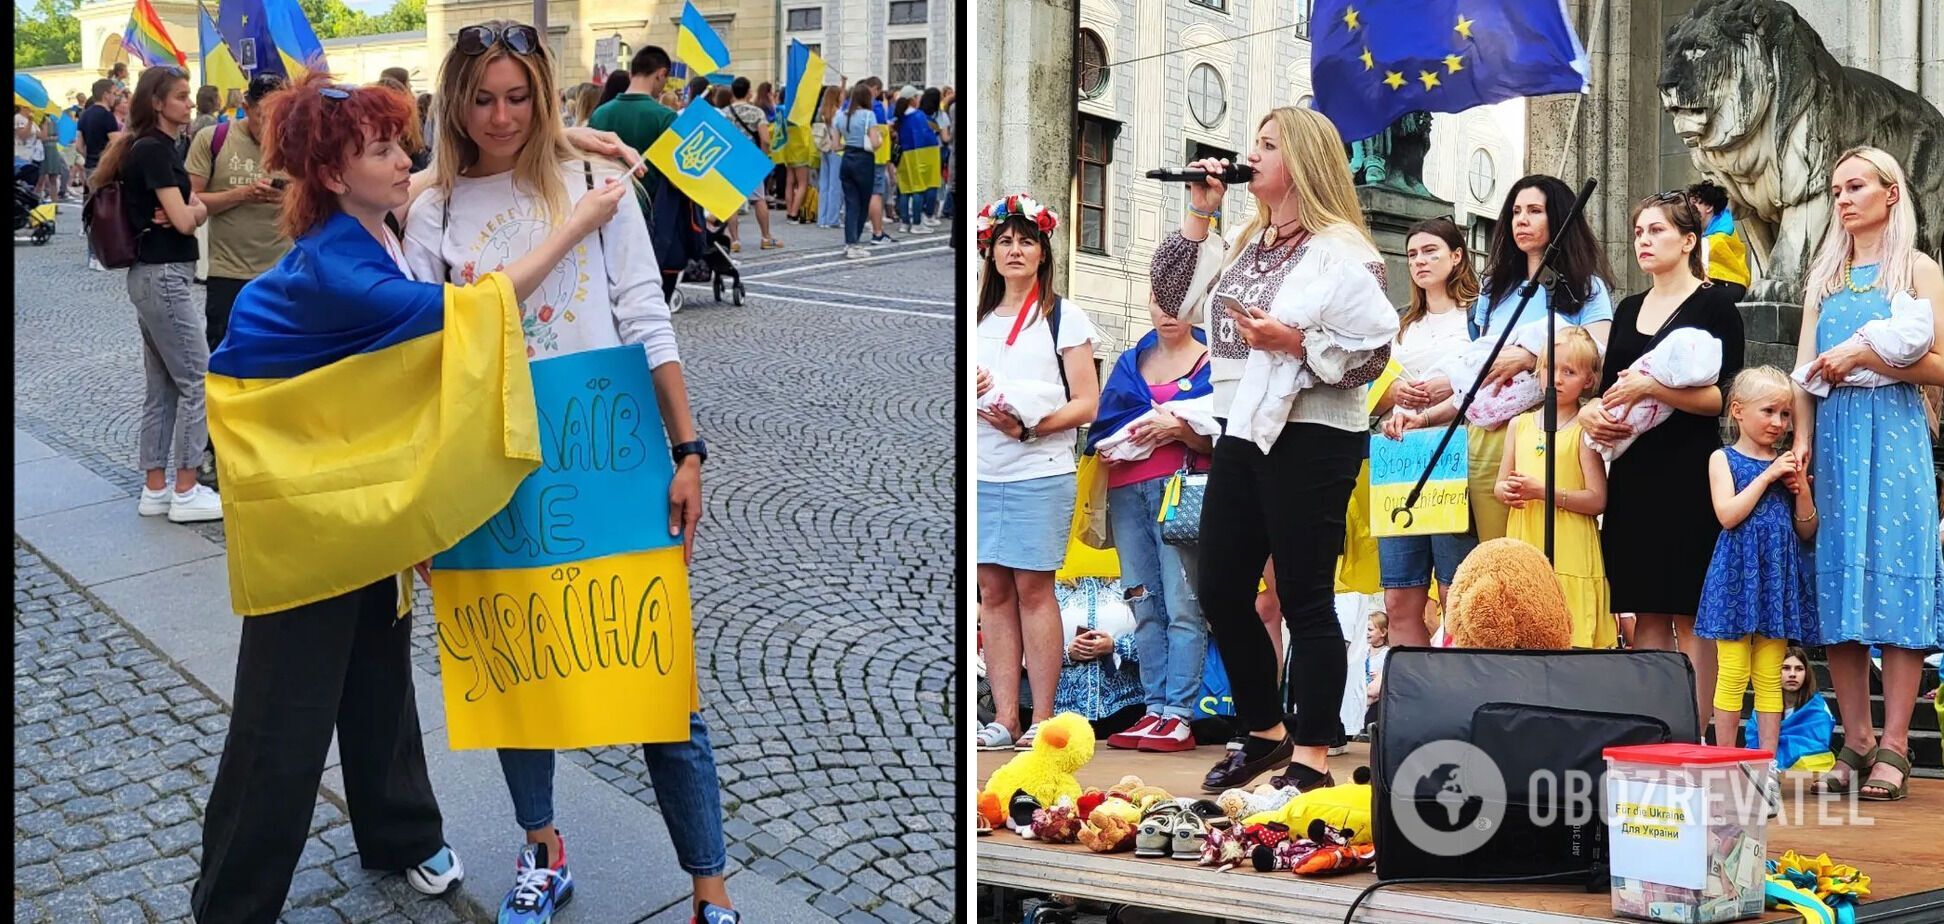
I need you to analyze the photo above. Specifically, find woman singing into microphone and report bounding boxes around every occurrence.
[1149,107,1397,794]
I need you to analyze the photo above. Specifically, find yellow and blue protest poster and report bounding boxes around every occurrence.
[646,101,776,221]
[1369,427,1470,538]
[429,345,697,750]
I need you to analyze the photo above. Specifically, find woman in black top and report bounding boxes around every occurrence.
[89,66,222,523]
[1580,193,1744,723]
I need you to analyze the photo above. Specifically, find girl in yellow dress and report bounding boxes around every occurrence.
[1494,326,1614,648]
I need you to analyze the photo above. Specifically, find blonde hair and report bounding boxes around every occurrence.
[1726,365,1793,410]
[1225,107,1374,269]
[1368,612,1389,638]
[432,21,629,224]
[1535,327,1603,402]
[1805,146,1918,303]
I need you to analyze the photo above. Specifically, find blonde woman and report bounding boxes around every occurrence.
[399,21,739,922]
[1149,107,1397,794]
[1792,146,1944,803]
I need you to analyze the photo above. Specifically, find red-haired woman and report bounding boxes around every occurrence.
[188,76,627,924]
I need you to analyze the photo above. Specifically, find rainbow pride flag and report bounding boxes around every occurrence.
[123,0,190,69]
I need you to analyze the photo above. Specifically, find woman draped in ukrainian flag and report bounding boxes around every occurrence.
[892,92,942,237]
[189,74,628,924]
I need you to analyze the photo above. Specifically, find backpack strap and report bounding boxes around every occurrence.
[211,121,229,164]
[1049,297,1071,399]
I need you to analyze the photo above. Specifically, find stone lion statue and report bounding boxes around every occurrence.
[1658,0,1944,304]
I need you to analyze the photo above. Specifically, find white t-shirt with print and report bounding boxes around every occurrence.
[401,164,680,368]
[1392,307,1469,381]
[977,297,1097,483]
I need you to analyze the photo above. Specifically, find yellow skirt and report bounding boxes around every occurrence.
[1467,424,1510,543]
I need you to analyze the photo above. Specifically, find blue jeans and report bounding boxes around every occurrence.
[839,149,873,245]
[817,152,842,227]
[899,190,923,228]
[495,712,727,877]
[1376,531,1479,588]
[1107,477,1207,720]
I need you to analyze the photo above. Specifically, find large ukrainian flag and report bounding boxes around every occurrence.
[782,39,826,126]
[198,1,248,96]
[893,107,943,194]
[675,0,730,76]
[216,0,328,83]
[207,212,541,616]
[646,101,775,220]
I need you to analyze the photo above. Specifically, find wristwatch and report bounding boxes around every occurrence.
[672,439,709,466]
[1018,425,1038,443]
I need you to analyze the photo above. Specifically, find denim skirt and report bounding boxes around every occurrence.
[977,474,1077,572]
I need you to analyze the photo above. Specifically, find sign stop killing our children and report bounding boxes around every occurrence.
[1369,427,1470,538]
[429,345,698,750]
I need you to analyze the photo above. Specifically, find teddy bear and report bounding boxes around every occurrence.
[1216,783,1302,825]
[980,712,1096,812]
[1241,767,1375,846]
[1105,774,1173,813]
[1076,798,1140,853]
[1028,800,1082,843]
[1443,537,1573,650]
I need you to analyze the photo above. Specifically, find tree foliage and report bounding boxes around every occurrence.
[296,0,425,40]
[14,0,82,68]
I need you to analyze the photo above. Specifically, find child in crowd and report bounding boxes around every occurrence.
[1495,327,1611,648]
[1363,613,1389,708]
[1751,646,1836,774]
[1697,366,1817,756]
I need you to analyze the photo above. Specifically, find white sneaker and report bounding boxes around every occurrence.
[907,223,934,235]
[166,483,224,523]
[844,245,869,259]
[405,843,465,896]
[137,487,171,517]
[89,257,107,272]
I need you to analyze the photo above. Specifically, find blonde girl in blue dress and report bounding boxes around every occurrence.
[1791,146,1944,802]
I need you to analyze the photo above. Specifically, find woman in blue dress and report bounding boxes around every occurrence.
[1792,146,1944,802]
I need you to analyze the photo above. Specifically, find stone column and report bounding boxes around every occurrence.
[974,0,1077,290]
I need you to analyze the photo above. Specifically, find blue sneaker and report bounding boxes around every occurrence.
[498,838,574,923]
[694,901,740,924]
[405,843,464,896]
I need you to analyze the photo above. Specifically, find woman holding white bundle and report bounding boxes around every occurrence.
[1147,107,1396,794]
[1085,297,1214,753]
[1580,192,1743,726]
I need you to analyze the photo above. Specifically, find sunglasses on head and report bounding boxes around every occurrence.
[456,23,541,57]
[319,85,352,101]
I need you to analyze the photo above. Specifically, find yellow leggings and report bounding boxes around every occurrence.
[1713,634,1786,713]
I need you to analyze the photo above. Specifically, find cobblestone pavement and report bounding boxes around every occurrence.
[14,544,467,924]
[15,209,959,922]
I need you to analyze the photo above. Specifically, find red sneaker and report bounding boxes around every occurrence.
[1138,717,1197,752]
[1106,713,1165,749]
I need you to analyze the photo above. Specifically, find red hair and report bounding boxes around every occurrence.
[260,74,420,240]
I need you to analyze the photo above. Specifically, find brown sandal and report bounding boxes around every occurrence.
[1815,746,1871,795]
[1858,746,1912,802]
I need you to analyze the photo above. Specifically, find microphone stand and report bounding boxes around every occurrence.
[1391,178,1598,564]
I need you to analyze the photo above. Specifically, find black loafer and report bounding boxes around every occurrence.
[1269,761,1336,793]
[1201,735,1295,793]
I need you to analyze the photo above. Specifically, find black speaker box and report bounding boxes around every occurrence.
[1371,648,1700,884]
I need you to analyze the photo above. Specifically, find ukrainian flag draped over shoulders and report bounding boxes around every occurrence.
[895,108,943,193]
[207,212,541,616]
[1310,0,1588,142]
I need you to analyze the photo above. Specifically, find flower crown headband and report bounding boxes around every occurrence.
[976,194,1059,254]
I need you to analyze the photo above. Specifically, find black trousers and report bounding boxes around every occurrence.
[192,579,445,924]
[1197,423,1365,745]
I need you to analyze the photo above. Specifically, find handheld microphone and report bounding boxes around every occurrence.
[1144,164,1257,185]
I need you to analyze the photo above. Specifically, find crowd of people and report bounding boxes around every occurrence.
[74,25,782,924]
[556,66,954,260]
[975,103,1943,810]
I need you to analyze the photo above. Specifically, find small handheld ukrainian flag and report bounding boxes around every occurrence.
[646,101,773,220]
[676,0,731,76]
[783,39,827,126]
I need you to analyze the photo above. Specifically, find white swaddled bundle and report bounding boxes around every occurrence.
[1582,327,1723,462]
[1226,234,1399,452]
[1791,292,1935,397]
[1435,318,1557,428]
[978,377,1067,427]
[1093,396,1221,462]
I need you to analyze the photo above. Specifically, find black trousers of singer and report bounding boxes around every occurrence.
[192,578,445,924]
[1197,423,1365,746]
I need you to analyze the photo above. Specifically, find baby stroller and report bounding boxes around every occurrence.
[697,219,744,307]
[14,163,56,245]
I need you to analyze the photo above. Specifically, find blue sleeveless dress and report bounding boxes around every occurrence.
[1694,448,1815,641]
[1810,264,1944,650]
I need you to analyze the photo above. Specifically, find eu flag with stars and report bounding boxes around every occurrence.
[1310,0,1588,142]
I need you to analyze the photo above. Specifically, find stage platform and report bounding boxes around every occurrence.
[977,743,1944,923]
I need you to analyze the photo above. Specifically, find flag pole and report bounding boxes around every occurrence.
[532,0,546,45]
